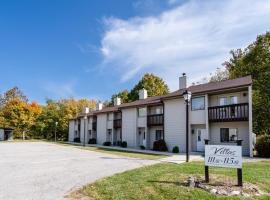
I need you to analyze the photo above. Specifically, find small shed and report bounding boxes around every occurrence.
[0,128,14,141]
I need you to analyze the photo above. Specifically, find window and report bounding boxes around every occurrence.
[88,130,91,136]
[107,113,113,121]
[155,130,164,140]
[191,97,205,110]
[138,107,147,117]
[219,97,227,106]
[230,96,238,104]
[220,128,238,142]
[197,130,201,142]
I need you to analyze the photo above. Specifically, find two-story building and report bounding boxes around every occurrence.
[68,75,253,156]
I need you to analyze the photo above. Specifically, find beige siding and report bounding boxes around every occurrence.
[122,108,137,147]
[190,110,206,124]
[164,98,186,152]
[97,114,107,144]
[209,121,250,156]
[137,116,146,127]
[68,120,75,142]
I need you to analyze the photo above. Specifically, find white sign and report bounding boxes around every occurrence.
[205,145,242,169]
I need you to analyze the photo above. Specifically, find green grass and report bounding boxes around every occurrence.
[80,161,270,200]
[58,142,168,160]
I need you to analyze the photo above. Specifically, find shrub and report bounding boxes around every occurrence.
[73,137,81,143]
[255,135,270,157]
[88,138,96,144]
[140,145,145,150]
[121,141,127,148]
[172,146,179,153]
[153,140,168,151]
[103,141,111,146]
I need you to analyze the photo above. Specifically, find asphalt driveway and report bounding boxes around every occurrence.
[0,142,158,200]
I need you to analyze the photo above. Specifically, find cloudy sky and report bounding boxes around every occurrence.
[0,0,270,103]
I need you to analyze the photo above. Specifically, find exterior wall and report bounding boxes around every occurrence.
[107,113,113,129]
[209,91,248,107]
[149,126,163,149]
[97,114,107,144]
[209,121,250,156]
[164,98,186,152]
[122,108,137,147]
[248,86,253,157]
[190,110,206,124]
[80,118,86,144]
[68,120,75,142]
[137,116,146,127]
[0,129,4,141]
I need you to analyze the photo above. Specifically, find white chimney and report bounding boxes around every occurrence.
[96,102,103,111]
[179,73,187,90]
[114,97,121,106]
[83,107,89,114]
[139,89,148,100]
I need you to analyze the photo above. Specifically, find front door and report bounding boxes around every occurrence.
[196,129,207,152]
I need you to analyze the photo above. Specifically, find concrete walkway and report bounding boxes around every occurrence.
[0,142,158,200]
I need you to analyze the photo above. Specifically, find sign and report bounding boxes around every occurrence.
[205,145,242,169]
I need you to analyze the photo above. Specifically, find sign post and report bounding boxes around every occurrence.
[204,140,243,186]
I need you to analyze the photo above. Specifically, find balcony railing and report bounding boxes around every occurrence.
[92,122,97,131]
[113,119,122,128]
[147,114,164,126]
[208,103,249,122]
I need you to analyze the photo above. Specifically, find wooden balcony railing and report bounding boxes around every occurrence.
[147,114,164,126]
[113,119,122,129]
[92,122,97,131]
[208,103,249,122]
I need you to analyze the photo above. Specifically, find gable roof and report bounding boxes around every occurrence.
[71,76,252,119]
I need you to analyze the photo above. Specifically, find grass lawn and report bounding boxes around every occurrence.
[80,161,270,200]
[58,142,168,160]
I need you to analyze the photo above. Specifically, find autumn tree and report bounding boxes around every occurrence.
[0,87,28,108]
[223,32,270,134]
[209,68,229,82]
[128,73,169,101]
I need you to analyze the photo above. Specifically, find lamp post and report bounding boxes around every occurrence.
[183,90,192,162]
[54,121,58,142]
[83,116,87,147]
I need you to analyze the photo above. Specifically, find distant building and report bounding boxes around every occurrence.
[0,128,14,141]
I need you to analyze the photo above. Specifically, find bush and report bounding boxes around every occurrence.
[73,137,81,143]
[88,138,96,144]
[140,145,145,150]
[103,141,111,146]
[153,140,168,151]
[172,146,179,153]
[255,135,270,157]
[121,141,127,148]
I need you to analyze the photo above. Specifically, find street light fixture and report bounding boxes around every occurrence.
[183,90,192,162]
[54,121,58,142]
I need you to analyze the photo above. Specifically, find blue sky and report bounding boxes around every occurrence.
[0,0,270,104]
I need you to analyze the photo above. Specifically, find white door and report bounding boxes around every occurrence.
[196,129,207,152]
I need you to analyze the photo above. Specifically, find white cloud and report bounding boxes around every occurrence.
[43,81,76,99]
[100,0,270,90]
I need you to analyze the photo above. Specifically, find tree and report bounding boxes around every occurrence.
[0,87,28,108]
[0,98,41,139]
[209,68,229,82]
[109,89,130,106]
[223,32,270,134]
[128,73,169,101]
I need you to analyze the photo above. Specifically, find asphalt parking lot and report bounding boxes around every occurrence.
[0,142,157,200]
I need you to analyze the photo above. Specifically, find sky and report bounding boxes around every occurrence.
[0,0,270,104]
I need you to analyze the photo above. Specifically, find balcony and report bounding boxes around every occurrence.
[113,119,122,129]
[147,114,164,126]
[92,121,97,131]
[208,103,249,122]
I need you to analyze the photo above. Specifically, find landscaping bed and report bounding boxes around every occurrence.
[78,161,270,200]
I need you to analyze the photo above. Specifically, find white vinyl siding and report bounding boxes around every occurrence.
[97,114,107,145]
[164,98,186,152]
[122,108,137,147]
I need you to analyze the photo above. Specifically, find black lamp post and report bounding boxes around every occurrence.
[183,90,192,162]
